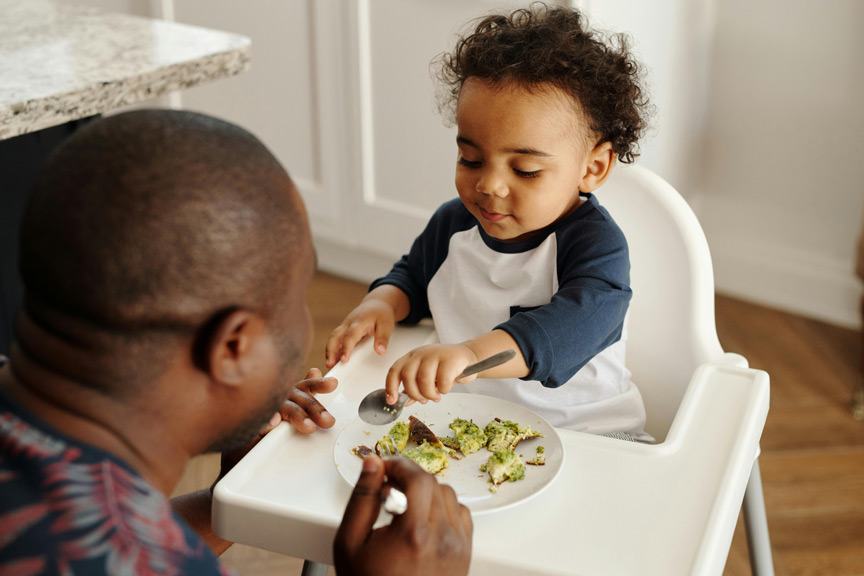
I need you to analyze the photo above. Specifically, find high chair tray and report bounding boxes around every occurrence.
[213,324,769,576]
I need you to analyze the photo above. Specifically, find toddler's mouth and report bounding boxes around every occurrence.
[479,206,508,222]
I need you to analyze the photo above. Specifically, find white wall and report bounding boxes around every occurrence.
[576,0,864,328]
[51,0,152,16]
[53,0,864,328]
[168,0,353,249]
[695,0,864,328]
[572,0,717,198]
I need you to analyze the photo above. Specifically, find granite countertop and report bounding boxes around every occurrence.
[0,0,251,140]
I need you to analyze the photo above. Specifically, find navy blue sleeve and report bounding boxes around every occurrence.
[370,199,476,324]
[495,201,631,388]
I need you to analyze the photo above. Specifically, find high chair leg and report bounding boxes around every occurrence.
[742,458,774,576]
[852,374,864,421]
[301,560,329,576]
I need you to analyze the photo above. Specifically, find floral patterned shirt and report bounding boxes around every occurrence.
[0,377,234,576]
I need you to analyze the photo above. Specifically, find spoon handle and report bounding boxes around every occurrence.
[456,349,516,379]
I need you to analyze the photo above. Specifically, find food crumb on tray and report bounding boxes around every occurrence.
[526,445,546,466]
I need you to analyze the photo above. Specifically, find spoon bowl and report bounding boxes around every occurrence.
[357,389,410,426]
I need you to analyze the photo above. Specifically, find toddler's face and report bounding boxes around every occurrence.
[455,78,599,243]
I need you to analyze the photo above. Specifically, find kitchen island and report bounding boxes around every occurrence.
[0,0,250,353]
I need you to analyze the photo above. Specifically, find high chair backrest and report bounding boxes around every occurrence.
[596,164,727,441]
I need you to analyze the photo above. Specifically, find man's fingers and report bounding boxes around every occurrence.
[256,411,284,436]
[460,500,474,538]
[282,388,336,432]
[439,482,473,540]
[402,470,473,562]
[334,456,386,564]
[381,458,434,521]
[383,459,471,540]
[295,374,338,396]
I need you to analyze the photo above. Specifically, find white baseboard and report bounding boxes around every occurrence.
[710,238,862,330]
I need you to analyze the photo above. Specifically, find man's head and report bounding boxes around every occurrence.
[16,109,315,451]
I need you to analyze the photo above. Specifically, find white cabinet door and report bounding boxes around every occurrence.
[330,0,531,282]
[168,0,525,283]
[171,0,351,265]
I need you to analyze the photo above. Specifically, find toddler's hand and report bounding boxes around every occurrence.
[385,344,479,404]
[326,299,397,369]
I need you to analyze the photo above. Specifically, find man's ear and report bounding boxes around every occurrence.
[202,309,267,386]
[579,142,616,192]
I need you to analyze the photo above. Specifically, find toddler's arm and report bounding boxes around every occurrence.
[325,284,410,369]
[384,329,529,404]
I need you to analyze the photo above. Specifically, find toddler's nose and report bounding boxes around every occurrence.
[476,173,508,197]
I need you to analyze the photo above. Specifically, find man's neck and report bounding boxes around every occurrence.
[0,353,191,496]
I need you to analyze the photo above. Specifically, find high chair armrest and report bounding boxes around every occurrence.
[714,352,749,368]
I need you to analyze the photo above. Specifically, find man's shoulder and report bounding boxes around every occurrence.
[0,404,228,575]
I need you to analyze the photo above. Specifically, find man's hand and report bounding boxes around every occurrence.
[334,456,473,576]
[265,367,338,435]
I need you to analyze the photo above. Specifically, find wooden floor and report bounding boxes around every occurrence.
[715,297,864,576]
[175,272,864,576]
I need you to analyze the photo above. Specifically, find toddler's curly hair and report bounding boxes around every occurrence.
[435,3,650,163]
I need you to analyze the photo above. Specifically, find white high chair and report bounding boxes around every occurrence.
[598,163,774,575]
[215,162,772,576]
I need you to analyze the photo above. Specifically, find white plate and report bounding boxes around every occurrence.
[333,392,564,515]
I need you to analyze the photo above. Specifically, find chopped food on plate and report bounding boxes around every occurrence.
[351,414,545,490]
[448,418,487,455]
[484,418,543,452]
[439,435,462,451]
[402,441,450,475]
[408,415,444,448]
[526,445,546,466]
[483,449,526,492]
[351,445,374,458]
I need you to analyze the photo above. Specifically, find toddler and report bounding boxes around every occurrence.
[326,4,651,439]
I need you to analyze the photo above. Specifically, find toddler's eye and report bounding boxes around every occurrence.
[458,158,481,169]
[514,168,541,178]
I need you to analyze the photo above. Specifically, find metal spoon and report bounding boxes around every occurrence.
[357,349,517,425]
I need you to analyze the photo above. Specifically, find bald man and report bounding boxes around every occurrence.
[0,110,471,575]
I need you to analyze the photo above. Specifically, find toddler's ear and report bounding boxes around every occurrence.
[579,142,615,192]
